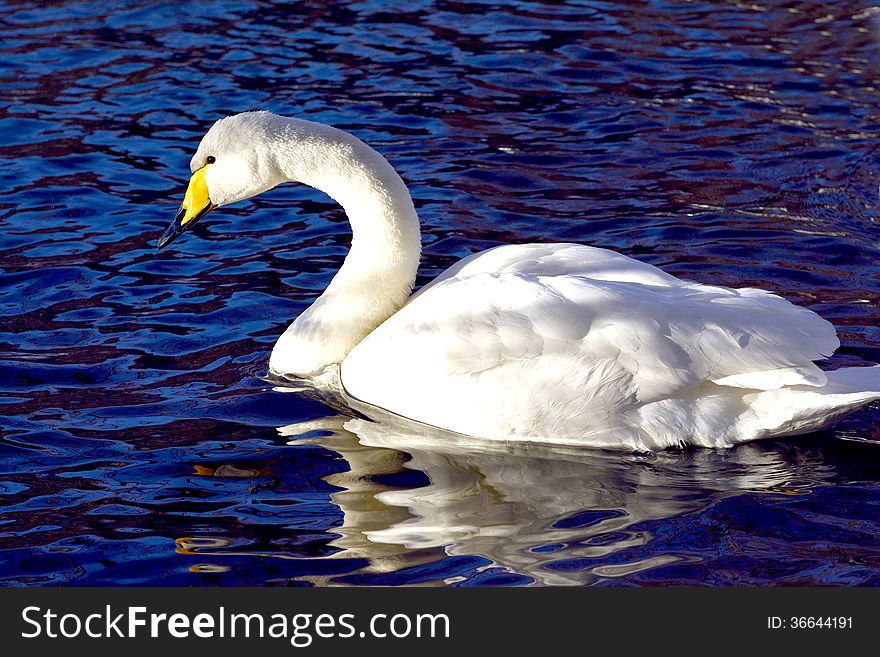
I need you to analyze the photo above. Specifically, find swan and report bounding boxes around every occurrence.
[158,110,880,450]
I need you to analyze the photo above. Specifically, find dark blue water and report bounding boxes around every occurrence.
[2,0,880,586]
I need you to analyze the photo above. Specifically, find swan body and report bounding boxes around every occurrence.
[161,111,880,450]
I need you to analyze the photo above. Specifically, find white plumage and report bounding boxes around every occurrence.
[165,111,880,450]
[343,242,877,450]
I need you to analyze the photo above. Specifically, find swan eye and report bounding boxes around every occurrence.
[206,156,216,164]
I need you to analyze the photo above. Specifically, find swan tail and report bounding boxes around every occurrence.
[745,365,880,441]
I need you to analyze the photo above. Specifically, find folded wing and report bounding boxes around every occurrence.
[341,244,840,443]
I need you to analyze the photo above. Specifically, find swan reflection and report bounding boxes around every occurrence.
[278,411,835,586]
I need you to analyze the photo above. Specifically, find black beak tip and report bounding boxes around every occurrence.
[157,207,187,250]
[157,204,215,251]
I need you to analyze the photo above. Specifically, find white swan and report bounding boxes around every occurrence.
[158,111,880,450]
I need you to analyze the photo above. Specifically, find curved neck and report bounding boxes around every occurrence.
[268,120,421,377]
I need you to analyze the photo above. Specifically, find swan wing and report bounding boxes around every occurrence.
[341,244,839,443]
[410,242,681,298]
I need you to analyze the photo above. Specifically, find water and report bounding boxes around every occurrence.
[2,0,880,586]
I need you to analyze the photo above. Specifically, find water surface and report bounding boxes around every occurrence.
[1,0,880,586]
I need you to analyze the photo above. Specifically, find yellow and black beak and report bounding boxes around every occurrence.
[158,165,216,249]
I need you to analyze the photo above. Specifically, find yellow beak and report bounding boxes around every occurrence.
[158,165,216,249]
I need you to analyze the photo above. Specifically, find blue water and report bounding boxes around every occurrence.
[2,0,880,586]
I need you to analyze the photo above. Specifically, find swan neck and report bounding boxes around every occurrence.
[270,121,421,376]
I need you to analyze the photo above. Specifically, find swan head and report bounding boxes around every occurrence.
[158,111,287,249]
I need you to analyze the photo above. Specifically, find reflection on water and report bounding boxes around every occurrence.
[264,411,840,586]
